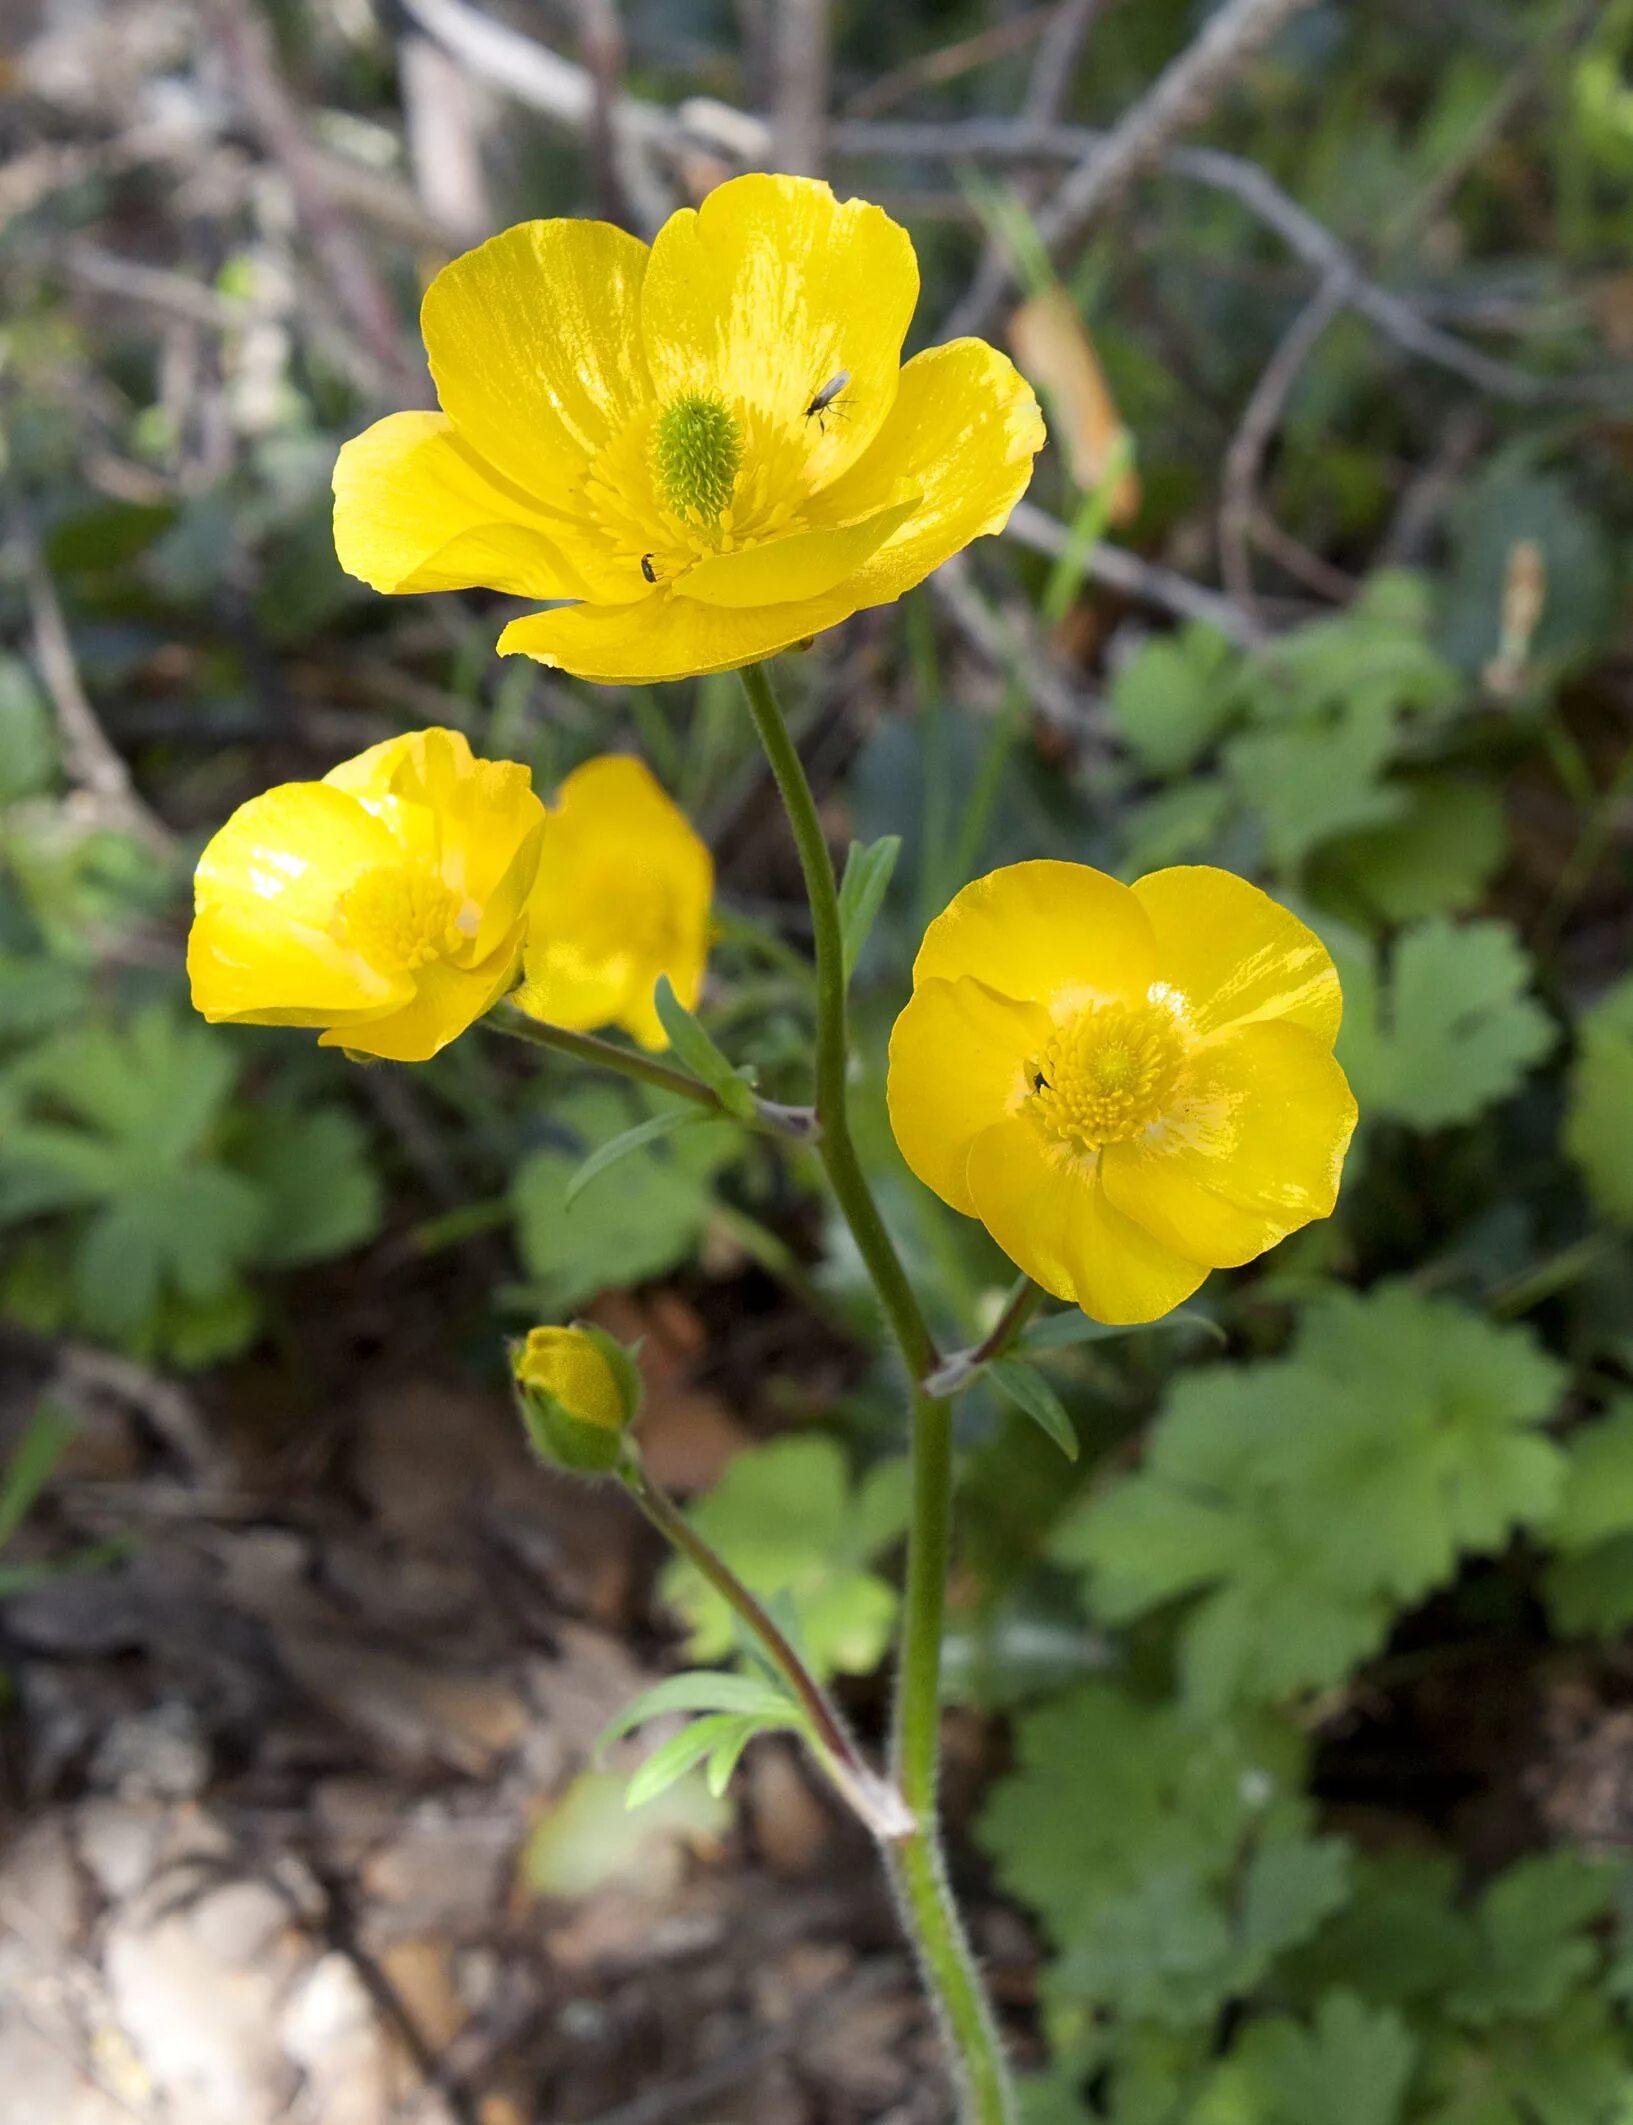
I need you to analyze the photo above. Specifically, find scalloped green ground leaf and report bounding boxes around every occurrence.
[660,1435,908,1681]
[978,1682,1345,2026]
[1055,1285,1565,1712]
[1332,917,1554,1129]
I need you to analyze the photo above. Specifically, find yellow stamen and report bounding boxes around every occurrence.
[336,863,464,972]
[1030,1001,1186,1151]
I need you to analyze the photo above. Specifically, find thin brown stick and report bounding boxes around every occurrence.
[391,0,1624,411]
[1003,499,1265,644]
[578,0,634,227]
[944,0,1319,335]
[930,561,1112,746]
[1218,272,1350,608]
[773,0,830,175]
[19,527,172,855]
[959,0,1107,319]
[843,5,1060,120]
[206,0,425,402]
[849,119,1614,405]
[1248,507,1358,603]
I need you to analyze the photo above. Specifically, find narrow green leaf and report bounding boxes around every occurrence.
[705,1715,764,1797]
[837,836,902,980]
[598,1669,799,1753]
[1022,1305,1227,1354]
[988,1357,1079,1461]
[652,976,759,1122]
[625,1713,745,1810]
[565,1107,711,1209]
[0,1399,78,1552]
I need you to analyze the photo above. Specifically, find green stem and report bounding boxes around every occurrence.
[739,659,1015,2125]
[889,1390,1014,2124]
[620,1453,910,1841]
[488,999,817,1141]
[927,1275,1046,1398]
[737,662,937,1379]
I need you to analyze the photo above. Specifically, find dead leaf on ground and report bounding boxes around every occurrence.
[1009,287,1141,522]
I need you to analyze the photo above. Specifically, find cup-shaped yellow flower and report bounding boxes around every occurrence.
[514,754,712,1051]
[887,862,1358,1324]
[188,727,545,1063]
[332,173,1045,684]
[513,1323,641,1475]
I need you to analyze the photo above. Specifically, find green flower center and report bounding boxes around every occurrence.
[1031,1001,1186,1150]
[653,393,743,522]
[337,862,467,972]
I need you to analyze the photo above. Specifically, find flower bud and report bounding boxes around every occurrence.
[512,1324,641,1475]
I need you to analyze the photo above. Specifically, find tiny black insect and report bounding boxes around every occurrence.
[640,554,658,584]
[1033,1071,1050,1093]
[803,369,851,431]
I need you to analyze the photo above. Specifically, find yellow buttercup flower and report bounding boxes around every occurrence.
[188,727,545,1063]
[887,862,1358,1325]
[514,754,712,1052]
[332,173,1045,683]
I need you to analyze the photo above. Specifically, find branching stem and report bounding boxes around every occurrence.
[488,1000,819,1141]
[620,1453,910,1841]
[738,659,1016,2125]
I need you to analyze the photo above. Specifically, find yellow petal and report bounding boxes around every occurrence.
[498,586,851,684]
[325,727,545,964]
[640,173,918,488]
[966,1116,1208,1325]
[887,976,1052,1216]
[517,754,713,1051]
[680,491,920,608]
[1101,1022,1358,1268]
[808,338,1045,601]
[189,782,409,1024]
[422,219,651,504]
[1132,866,1344,1044]
[319,921,527,1063]
[187,904,410,1028]
[332,412,596,600]
[514,952,628,1045]
[913,860,1158,1013]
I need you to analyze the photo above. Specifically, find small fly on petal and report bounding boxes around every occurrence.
[640,554,658,583]
[804,369,851,432]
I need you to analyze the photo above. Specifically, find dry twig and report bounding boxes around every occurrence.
[773,0,831,175]
[1218,271,1350,607]
[931,557,1109,747]
[207,0,426,402]
[943,0,1319,334]
[1004,500,1264,644]
[843,6,1061,119]
[18,528,173,855]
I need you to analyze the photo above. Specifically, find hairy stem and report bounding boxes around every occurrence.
[621,1454,910,1841]
[737,662,937,1378]
[739,659,1015,2125]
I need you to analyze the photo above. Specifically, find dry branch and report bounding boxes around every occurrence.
[1219,272,1350,608]
[943,0,1319,335]
[19,528,173,856]
[1003,501,1263,644]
